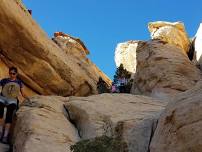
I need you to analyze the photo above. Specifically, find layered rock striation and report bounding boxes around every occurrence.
[0,0,111,97]
[131,40,201,99]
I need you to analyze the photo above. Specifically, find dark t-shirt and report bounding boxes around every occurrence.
[0,78,23,88]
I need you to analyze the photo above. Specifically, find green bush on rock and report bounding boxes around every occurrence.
[70,136,128,152]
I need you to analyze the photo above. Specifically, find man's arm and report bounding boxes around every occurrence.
[20,87,29,100]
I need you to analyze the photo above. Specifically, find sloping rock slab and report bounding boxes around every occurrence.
[0,0,111,96]
[65,94,166,152]
[12,96,80,152]
[150,81,202,152]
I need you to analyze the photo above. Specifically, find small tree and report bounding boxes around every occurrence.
[113,64,133,93]
[113,64,131,82]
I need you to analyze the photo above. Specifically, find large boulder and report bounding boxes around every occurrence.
[12,96,80,152]
[65,94,166,152]
[115,41,142,73]
[194,23,202,69]
[148,21,190,54]
[0,0,111,97]
[131,40,201,99]
[150,81,202,152]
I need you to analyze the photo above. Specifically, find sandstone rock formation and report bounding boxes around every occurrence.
[194,23,202,69]
[65,93,166,152]
[131,40,201,99]
[115,41,142,73]
[148,21,190,54]
[150,81,202,152]
[0,0,111,97]
[52,32,89,59]
[12,96,80,152]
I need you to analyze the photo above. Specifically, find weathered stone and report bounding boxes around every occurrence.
[53,32,89,56]
[115,41,142,73]
[194,23,202,69]
[0,0,111,97]
[65,94,166,152]
[150,81,202,152]
[131,40,201,99]
[12,96,80,152]
[148,21,190,54]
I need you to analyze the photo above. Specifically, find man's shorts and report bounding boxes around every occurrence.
[0,95,17,106]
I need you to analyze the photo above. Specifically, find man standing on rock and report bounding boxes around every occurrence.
[0,67,29,144]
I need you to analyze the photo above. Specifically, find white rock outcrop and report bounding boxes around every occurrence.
[194,23,202,69]
[115,41,141,73]
[148,21,190,54]
[65,93,166,152]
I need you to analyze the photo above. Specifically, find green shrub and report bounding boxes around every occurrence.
[70,136,128,152]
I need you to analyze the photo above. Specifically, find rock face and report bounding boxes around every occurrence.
[115,41,142,73]
[52,32,89,59]
[12,96,80,152]
[148,21,190,54]
[65,93,166,152]
[194,23,202,69]
[0,0,111,97]
[131,40,201,99]
[150,81,202,152]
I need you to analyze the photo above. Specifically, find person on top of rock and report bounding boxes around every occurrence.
[0,67,29,144]
[117,75,127,93]
[111,82,117,93]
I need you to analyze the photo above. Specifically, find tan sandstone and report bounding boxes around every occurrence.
[148,21,190,54]
[12,96,80,152]
[0,0,111,97]
[65,93,166,152]
[150,81,202,152]
[131,40,201,99]
[52,32,89,59]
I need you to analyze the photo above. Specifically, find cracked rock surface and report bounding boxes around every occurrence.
[131,40,201,99]
[12,96,80,152]
[65,93,166,152]
[150,81,202,152]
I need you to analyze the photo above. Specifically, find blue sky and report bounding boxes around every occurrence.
[23,0,202,79]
